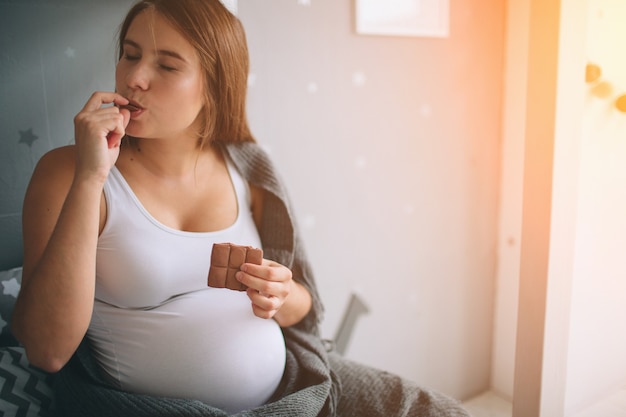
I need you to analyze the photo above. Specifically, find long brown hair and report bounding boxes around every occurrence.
[117,0,254,145]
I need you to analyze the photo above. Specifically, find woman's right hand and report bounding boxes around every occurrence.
[73,92,131,182]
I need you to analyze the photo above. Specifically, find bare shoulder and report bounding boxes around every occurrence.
[22,145,78,273]
[26,145,77,199]
[32,145,77,178]
[25,146,76,198]
[24,146,75,201]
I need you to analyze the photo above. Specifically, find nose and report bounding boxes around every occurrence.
[118,60,150,91]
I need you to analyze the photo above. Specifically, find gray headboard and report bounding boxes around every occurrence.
[0,0,135,270]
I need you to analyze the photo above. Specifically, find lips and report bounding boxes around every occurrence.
[119,103,141,112]
[118,100,144,117]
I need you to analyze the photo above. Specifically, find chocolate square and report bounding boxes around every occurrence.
[208,243,263,291]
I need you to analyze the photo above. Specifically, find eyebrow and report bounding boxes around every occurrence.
[122,39,189,63]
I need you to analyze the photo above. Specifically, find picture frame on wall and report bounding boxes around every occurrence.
[355,0,449,38]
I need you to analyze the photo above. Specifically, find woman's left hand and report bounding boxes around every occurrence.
[236,260,293,320]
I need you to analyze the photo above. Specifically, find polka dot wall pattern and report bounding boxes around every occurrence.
[238,0,503,401]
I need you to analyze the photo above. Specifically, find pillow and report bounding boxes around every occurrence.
[0,267,22,347]
[0,347,55,416]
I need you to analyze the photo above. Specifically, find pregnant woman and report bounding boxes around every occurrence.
[11,1,470,416]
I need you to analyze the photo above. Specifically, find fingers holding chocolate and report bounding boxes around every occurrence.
[246,288,281,320]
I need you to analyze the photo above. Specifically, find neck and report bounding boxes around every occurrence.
[120,136,218,179]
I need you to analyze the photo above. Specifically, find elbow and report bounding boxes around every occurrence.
[12,323,72,373]
[23,346,71,373]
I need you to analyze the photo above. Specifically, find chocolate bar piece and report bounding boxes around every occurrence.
[208,243,263,291]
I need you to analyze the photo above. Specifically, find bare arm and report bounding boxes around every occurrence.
[11,92,130,372]
[12,148,104,371]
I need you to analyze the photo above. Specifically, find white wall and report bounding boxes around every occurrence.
[239,0,505,401]
[240,0,626,411]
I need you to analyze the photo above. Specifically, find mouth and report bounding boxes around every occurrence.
[119,103,141,112]
[117,100,144,116]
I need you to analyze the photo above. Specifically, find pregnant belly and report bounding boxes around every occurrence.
[88,288,286,414]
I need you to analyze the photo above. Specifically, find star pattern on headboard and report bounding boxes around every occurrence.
[1,275,20,338]
[2,278,20,298]
[18,128,38,148]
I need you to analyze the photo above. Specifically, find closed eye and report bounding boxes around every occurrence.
[159,64,177,72]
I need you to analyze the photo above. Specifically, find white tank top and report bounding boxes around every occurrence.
[87,159,286,414]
